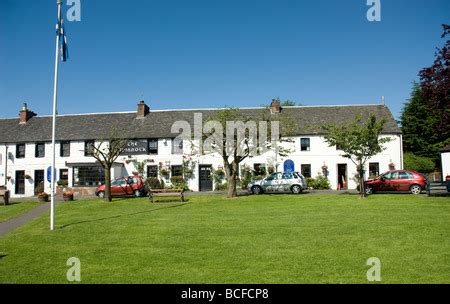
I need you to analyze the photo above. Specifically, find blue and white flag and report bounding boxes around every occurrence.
[57,16,69,62]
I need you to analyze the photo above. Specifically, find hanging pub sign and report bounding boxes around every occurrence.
[121,140,149,155]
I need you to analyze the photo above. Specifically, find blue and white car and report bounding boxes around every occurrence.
[248,172,307,194]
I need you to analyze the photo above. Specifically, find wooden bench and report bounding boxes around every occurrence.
[148,189,185,203]
[0,186,10,206]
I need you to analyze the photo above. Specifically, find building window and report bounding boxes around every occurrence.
[300,138,310,151]
[172,138,183,154]
[171,165,183,177]
[16,144,25,159]
[84,140,95,157]
[60,141,70,157]
[73,166,104,187]
[147,165,158,178]
[253,163,266,176]
[148,139,158,154]
[35,143,45,158]
[368,162,380,178]
[301,164,311,178]
[59,169,69,186]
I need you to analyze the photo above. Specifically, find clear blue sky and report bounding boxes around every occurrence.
[1,0,448,119]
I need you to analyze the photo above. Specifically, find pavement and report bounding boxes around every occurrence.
[0,202,51,236]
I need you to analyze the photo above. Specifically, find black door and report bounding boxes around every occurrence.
[34,170,45,195]
[15,170,25,195]
[199,165,213,192]
[337,164,348,190]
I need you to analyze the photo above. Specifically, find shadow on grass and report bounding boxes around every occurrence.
[58,202,189,229]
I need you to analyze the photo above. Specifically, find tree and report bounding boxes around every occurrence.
[90,130,128,202]
[401,24,450,162]
[322,114,391,198]
[202,107,295,198]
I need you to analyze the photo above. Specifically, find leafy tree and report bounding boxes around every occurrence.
[90,130,128,202]
[401,24,450,162]
[202,107,295,198]
[323,114,391,198]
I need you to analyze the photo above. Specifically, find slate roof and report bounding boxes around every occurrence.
[0,105,401,143]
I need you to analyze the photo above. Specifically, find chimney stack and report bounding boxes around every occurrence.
[270,99,281,114]
[19,103,36,124]
[137,100,150,118]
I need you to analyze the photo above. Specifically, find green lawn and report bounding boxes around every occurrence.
[0,201,42,223]
[0,194,449,284]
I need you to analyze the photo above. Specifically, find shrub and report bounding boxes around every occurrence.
[145,177,162,189]
[307,176,331,190]
[170,176,188,190]
[215,182,228,191]
[403,152,436,173]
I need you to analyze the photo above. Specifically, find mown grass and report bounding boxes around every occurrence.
[0,201,42,223]
[0,194,449,284]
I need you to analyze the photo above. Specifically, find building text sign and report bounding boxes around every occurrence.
[121,140,148,155]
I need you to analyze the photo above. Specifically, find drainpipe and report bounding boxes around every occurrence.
[399,134,404,170]
[4,145,8,187]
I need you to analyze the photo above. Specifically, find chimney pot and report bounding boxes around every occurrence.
[270,99,281,114]
[19,103,36,124]
[137,100,150,118]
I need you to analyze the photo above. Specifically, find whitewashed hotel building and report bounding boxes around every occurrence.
[0,100,403,198]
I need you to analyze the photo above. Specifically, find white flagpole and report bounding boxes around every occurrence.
[50,0,62,231]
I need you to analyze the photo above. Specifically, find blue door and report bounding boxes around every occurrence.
[284,160,295,173]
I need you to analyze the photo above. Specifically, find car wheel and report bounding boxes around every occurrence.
[410,184,422,195]
[291,185,303,194]
[134,190,142,198]
[365,185,374,195]
[252,186,262,195]
[97,191,105,199]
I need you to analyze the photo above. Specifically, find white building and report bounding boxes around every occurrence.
[441,144,450,179]
[0,100,403,198]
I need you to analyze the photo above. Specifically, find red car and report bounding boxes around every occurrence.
[364,170,427,195]
[96,176,145,198]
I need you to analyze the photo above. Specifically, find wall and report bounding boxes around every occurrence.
[442,152,450,178]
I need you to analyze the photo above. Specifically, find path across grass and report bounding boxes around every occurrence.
[0,194,449,284]
[0,201,42,223]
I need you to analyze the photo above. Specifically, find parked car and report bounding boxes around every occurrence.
[364,170,427,195]
[446,175,450,192]
[96,176,145,198]
[248,172,307,194]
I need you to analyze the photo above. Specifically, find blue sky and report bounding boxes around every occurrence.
[0,0,448,119]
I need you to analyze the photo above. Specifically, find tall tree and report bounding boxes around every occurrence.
[202,107,295,198]
[402,24,450,162]
[323,114,391,198]
[90,130,128,202]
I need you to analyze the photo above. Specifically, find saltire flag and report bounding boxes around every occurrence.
[57,13,69,62]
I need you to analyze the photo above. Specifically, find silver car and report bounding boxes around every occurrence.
[248,172,307,194]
